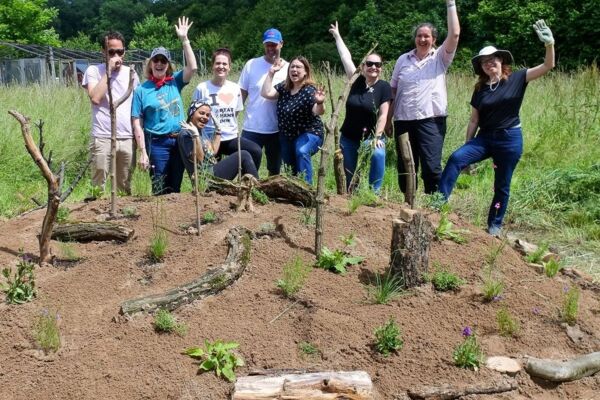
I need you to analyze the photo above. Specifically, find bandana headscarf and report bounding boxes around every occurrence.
[187,99,212,118]
[150,75,174,89]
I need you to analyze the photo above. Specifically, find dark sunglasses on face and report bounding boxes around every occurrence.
[152,57,168,64]
[107,48,125,56]
[365,61,382,68]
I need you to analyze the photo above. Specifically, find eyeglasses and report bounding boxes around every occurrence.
[152,57,169,64]
[365,61,382,68]
[107,48,125,56]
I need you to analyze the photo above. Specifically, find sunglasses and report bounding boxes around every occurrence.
[365,61,382,68]
[107,48,125,56]
[152,57,169,64]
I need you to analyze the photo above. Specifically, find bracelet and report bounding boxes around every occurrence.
[447,1,456,7]
[182,39,190,45]
[215,131,222,136]
[545,42,554,47]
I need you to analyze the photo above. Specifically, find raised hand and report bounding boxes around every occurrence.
[329,21,340,38]
[175,16,193,41]
[533,19,554,46]
[269,58,284,75]
[180,121,199,137]
[314,85,326,105]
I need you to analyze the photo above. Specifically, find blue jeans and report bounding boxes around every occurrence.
[146,134,184,195]
[340,135,386,192]
[439,127,523,229]
[241,130,281,175]
[280,132,323,185]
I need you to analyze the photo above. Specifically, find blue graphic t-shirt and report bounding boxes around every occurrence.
[132,70,187,135]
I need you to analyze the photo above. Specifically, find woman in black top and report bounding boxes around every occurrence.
[329,21,392,193]
[439,20,555,236]
[261,56,326,185]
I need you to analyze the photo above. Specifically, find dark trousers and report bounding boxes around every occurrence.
[394,117,446,194]
[213,151,259,180]
[241,130,281,175]
[217,138,262,173]
[439,127,523,229]
[146,134,184,195]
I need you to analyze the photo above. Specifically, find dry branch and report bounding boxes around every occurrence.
[525,352,600,382]
[233,370,374,400]
[398,133,416,208]
[120,227,251,315]
[51,222,134,243]
[407,378,517,399]
[208,175,315,206]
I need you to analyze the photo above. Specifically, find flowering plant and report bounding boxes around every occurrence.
[453,326,484,370]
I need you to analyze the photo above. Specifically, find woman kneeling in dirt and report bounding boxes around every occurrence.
[178,101,259,182]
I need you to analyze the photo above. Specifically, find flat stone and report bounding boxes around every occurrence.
[485,356,522,375]
[565,324,585,344]
[399,208,418,222]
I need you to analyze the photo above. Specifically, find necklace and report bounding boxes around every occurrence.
[488,75,501,92]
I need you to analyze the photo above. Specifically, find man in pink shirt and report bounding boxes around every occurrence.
[388,0,460,195]
[82,31,140,195]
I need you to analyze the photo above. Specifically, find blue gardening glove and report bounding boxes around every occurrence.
[533,19,554,46]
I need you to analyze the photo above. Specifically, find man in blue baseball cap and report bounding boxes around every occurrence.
[238,28,289,176]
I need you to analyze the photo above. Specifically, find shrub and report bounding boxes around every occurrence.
[368,271,404,304]
[428,264,465,291]
[453,327,484,370]
[122,205,138,217]
[57,242,81,262]
[543,258,563,278]
[276,255,311,298]
[561,286,580,325]
[481,265,504,302]
[374,318,403,356]
[496,306,520,337]
[148,201,168,262]
[1,255,36,304]
[435,204,467,244]
[201,211,217,224]
[315,247,363,275]
[153,308,188,336]
[251,188,270,205]
[525,243,548,264]
[33,309,61,353]
[184,340,245,382]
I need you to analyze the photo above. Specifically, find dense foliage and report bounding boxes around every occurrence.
[3,0,597,69]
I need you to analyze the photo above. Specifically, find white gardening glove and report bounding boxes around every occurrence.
[533,19,554,46]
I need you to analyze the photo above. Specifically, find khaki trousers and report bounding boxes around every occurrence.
[90,137,135,194]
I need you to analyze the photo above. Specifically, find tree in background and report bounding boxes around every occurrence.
[61,31,100,51]
[0,0,61,46]
[129,14,179,51]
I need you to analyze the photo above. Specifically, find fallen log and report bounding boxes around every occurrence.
[208,175,315,206]
[232,370,374,400]
[407,378,517,399]
[525,352,600,382]
[120,226,251,315]
[51,222,134,243]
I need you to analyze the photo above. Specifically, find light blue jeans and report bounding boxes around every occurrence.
[340,135,386,192]
[279,132,322,185]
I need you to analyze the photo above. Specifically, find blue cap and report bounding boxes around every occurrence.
[262,28,283,44]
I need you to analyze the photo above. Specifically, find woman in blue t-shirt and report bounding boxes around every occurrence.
[132,16,197,195]
[260,56,325,185]
[329,21,392,193]
[439,20,555,236]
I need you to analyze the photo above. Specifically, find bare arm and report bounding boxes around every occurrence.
[240,89,248,104]
[384,87,396,134]
[329,21,355,79]
[132,117,149,170]
[375,101,390,136]
[175,16,198,83]
[443,0,460,54]
[465,107,479,142]
[526,20,555,82]
[261,61,283,100]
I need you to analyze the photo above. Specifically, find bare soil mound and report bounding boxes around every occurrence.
[1,193,599,399]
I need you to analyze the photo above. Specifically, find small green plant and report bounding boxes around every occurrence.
[481,265,505,302]
[496,306,520,337]
[258,222,276,233]
[33,309,61,353]
[525,243,548,264]
[428,263,465,291]
[276,255,311,298]
[543,258,563,278]
[486,238,507,268]
[251,188,270,205]
[423,192,446,211]
[148,201,168,262]
[153,308,188,336]
[201,210,217,224]
[89,185,104,199]
[315,247,363,275]
[184,339,245,382]
[299,207,315,226]
[1,254,37,304]
[561,286,580,325]
[374,318,403,356]
[209,274,228,290]
[56,206,70,223]
[130,167,152,197]
[340,233,356,247]
[453,327,484,370]
[122,205,138,217]
[347,185,379,214]
[58,242,81,261]
[298,341,319,356]
[368,271,404,304]
[435,204,467,244]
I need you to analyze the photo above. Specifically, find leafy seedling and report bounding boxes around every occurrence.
[184,340,244,382]
[374,318,403,356]
[315,247,363,274]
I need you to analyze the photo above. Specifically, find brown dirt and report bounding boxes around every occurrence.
[1,193,599,400]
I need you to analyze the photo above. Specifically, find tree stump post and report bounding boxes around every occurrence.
[390,209,433,288]
[398,132,416,209]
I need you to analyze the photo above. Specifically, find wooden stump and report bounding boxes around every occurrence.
[51,222,134,243]
[120,226,251,315]
[232,370,374,399]
[398,133,416,209]
[390,209,433,288]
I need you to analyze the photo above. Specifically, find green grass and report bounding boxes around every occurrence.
[276,255,311,298]
[1,69,598,278]
[367,271,404,304]
[33,309,61,353]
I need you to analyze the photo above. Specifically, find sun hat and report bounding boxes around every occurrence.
[262,28,283,44]
[150,47,171,62]
[471,46,514,75]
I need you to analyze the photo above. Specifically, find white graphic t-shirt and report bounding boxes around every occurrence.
[192,80,244,142]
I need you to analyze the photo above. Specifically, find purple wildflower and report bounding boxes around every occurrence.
[462,326,473,337]
[494,202,501,210]
[563,285,570,293]
[492,295,504,302]
[532,307,540,315]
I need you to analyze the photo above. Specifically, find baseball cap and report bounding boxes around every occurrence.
[150,47,171,62]
[262,28,283,44]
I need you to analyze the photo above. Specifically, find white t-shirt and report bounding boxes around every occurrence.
[238,56,288,134]
[192,80,244,142]
[82,64,139,139]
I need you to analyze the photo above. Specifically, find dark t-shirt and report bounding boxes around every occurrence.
[275,83,324,137]
[471,69,528,135]
[341,75,392,141]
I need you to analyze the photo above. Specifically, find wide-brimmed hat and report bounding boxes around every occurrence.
[471,46,514,75]
[150,47,171,62]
